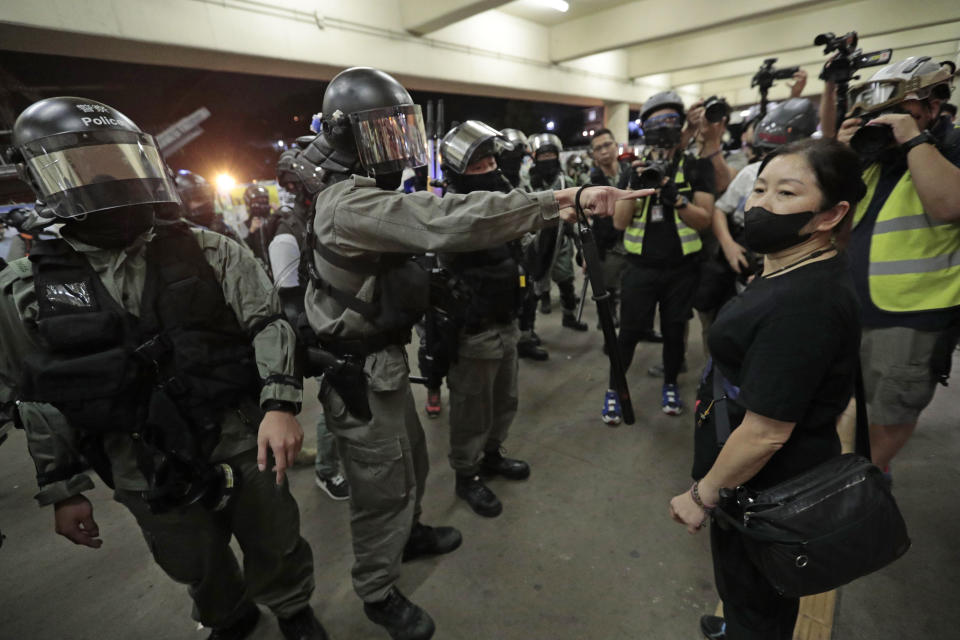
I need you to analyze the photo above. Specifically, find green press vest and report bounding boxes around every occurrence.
[854,163,960,313]
[623,155,702,257]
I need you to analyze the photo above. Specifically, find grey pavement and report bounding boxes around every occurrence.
[1,281,957,640]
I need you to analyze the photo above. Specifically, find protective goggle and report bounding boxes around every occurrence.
[643,113,683,131]
[847,68,956,116]
[349,104,429,175]
[441,121,514,174]
[20,129,180,219]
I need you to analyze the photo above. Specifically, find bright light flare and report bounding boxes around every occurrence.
[215,173,236,191]
[546,120,556,131]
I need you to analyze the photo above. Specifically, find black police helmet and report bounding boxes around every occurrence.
[320,67,414,155]
[10,96,180,219]
[243,184,271,217]
[174,170,216,226]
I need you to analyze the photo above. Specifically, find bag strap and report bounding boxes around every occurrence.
[854,356,871,459]
[712,362,732,446]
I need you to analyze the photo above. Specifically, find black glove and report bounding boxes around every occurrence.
[659,181,679,207]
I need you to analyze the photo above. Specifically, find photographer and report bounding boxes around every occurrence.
[588,128,632,326]
[828,57,960,475]
[601,91,714,423]
[670,138,866,640]
[685,97,736,194]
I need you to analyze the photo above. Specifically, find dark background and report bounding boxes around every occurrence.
[0,50,594,186]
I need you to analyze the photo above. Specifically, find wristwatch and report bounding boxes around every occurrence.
[901,131,936,154]
[675,195,690,210]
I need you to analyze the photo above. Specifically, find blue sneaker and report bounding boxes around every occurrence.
[601,389,622,426]
[662,384,683,416]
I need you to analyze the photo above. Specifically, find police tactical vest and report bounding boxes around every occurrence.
[854,162,960,313]
[445,246,520,330]
[623,155,703,257]
[20,223,262,441]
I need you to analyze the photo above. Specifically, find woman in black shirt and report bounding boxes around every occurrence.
[668,138,867,640]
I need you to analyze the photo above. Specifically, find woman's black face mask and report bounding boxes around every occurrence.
[62,204,156,249]
[742,206,817,254]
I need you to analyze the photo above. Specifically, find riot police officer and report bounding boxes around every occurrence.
[438,121,531,518]
[0,97,326,640]
[242,183,272,266]
[174,169,243,243]
[528,133,588,331]
[302,66,644,640]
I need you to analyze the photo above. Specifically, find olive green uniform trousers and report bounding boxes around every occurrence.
[115,449,315,629]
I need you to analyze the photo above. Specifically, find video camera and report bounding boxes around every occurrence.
[751,58,800,119]
[814,31,892,119]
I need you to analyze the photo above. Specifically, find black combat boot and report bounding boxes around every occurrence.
[402,521,463,562]
[207,603,260,640]
[517,337,549,361]
[364,587,436,640]
[480,448,530,480]
[277,607,329,640]
[455,473,502,517]
[562,312,588,331]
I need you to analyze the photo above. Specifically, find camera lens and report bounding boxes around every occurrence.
[638,167,663,190]
[850,123,895,155]
[705,101,727,123]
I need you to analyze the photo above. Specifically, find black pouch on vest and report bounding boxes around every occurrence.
[37,311,121,352]
[713,454,910,598]
[375,258,430,330]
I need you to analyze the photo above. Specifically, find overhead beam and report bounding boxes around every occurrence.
[549,0,830,63]
[626,0,960,77]
[666,22,960,87]
[401,0,512,36]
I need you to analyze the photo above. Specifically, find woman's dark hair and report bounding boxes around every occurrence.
[758,138,868,247]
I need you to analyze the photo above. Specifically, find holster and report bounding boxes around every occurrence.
[307,346,372,422]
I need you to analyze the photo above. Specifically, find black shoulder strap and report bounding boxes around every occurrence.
[854,357,871,459]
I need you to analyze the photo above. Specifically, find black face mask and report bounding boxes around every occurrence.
[62,204,156,249]
[375,171,404,191]
[532,158,560,184]
[455,169,510,194]
[185,201,215,227]
[743,206,817,254]
[643,126,682,149]
[498,155,523,183]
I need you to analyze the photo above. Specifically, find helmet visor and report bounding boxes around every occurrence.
[442,121,514,174]
[349,104,429,175]
[21,130,179,219]
[848,80,904,115]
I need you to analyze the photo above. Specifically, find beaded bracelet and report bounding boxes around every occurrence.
[690,481,715,512]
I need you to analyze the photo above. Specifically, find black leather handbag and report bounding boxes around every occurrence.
[713,453,910,598]
[712,364,911,598]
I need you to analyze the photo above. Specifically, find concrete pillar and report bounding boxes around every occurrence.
[604,101,630,146]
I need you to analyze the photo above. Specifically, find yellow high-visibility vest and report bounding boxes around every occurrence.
[854,162,960,312]
[623,155,702,257]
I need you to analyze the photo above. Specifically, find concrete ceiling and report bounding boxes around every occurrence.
[0,0,957,112]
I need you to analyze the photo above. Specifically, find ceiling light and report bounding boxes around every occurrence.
[533,0,569,12]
